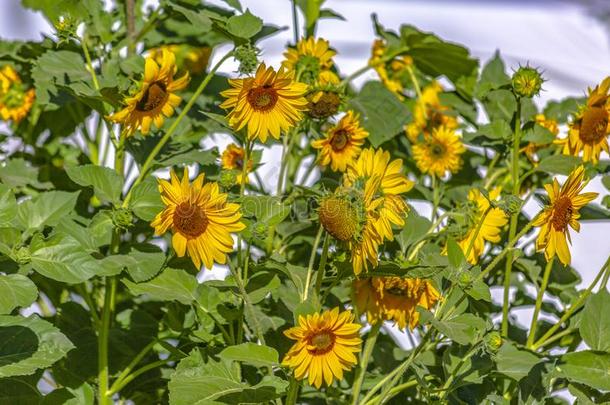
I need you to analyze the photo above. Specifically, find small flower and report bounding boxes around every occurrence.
[282,308,362,389]
[220,143,253,185]
[151,167,245,269]
[149,44,212,75]
[312,111,369,172]
[533,165,597,265]
[512,65,544,98]
[0,65,35,123]
[406,81,458,143]
[282,37,337,85]
[220,63,308,143]
[412,126,466,177]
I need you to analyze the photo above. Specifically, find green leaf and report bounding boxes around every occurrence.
[0,315,74,377]
[169,2,212,31]
[396,210,431,252]
[446,238,465,269]
[65,165,124,204]
[219,0,242,11]
[348,81,410,147]
[477,51,510,96]
[219,343,279,368]
[129,177,164,221]
[579,290,610,352]
[559,351,610,391]
[0,275,38,315]
[246,272,280,304]
[432,314,485,345]
[0,158,48,190]
[226,9,263,39]
[0,185,17,226]
[0,376,42,403]
[484,89,517,122]
[522,123,555,145]
[494,343,540,381]
[536,155,581,175]
[123,268,198,305]
[17,191,79,230]
[124,247,166,282]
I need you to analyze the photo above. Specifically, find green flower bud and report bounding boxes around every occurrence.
[252,221,268,240]
[458,271,473,288]
[13,246,31,265]
[485,331,503,352]
[112,208,133,230]
[234,44,260,76]
[497,195,523,216]
[219,170,238,189]
[512,66,544,98]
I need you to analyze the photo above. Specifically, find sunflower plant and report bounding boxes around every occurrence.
[1,1,610,404]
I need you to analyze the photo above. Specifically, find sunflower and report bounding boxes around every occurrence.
[149,44,211,75]
[354,277,441,330]
[221,143,253,185]
[369,39,412,98]
[456,188,508,264]
[312,111,369,172]
[282,308,362,389]
[412,126,465,177]
[108,49,189,135]
[0,65,35,123]
[406,81,458,143]
[533,166,597,265]
[282,37,337,85]
[561,77,610,163]
[220,63,308,143]
[151,167,245,269]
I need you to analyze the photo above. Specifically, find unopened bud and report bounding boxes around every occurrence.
[512,66,544,98]
[485,331,503,352]
[112,208,133,230]
[219,170,238,188]
[234,44,260,76]
[13,246,31,265]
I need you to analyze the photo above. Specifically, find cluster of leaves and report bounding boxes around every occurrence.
[0,0,609,404]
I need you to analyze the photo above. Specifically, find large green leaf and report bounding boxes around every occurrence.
[0,376,42,404]
[494,343,540,381]
[559,351,610,391]
[226,9,262,39]
[579,290,610,352]
[129,177,164,221]
[0,315,74,377]
[0,275,38,315]
[17,191,79,230]
[65,165,124,204]
[536,155,581,176]
[123,268,198,304]
[219,343,279,368]
[432,314,485,345]
[0,185,17,226]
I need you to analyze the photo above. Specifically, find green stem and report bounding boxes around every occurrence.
[125,0,136,56]
[430,175,439,222]
[97,276,116,405]
[122,51,233,207]
[535,327,575,350]
[291,0,300,43]
[302,225,324,302]
[406,211,452,260]
[351,323,381,405]
[110,339,157,394]
[438,343,480,400]
[314,233,330,300]
[406,64,423,101]
[464,206,491,263]
[364,377,434,405]
[77,283,100,329]
[285,376,300,405]
[339,47,409,88]
[526,258,554,348]
[107,359,174,396]
[81,35,100,91]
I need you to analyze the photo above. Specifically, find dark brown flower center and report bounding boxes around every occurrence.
[247,84,278,112]
[136,81,168,112]
[579,106,608,144]
[309,331,334,354]
[385,286,407,296]
[430,142,445,158]
[330,129,350,151]
[551,196,573,231]
[173,202,208,238]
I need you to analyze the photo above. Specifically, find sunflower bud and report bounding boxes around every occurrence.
[252,221,268,240]
[219,170,238,188]
[318,194,360,241]
[112,207,133,230]
[234,44,260,75]
[511,66,544,98]
[485,331,503,352]
[307,91,342,119]
[13,246,31,265]
[457,271,473,287]
[54,15,78,44]
[497,195,523,215]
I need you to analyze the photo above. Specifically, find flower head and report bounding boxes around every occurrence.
[0,65,35,123]
[149,44,211,75]
[406,81,458,143]
[369,39,412,98]
[108,49,189,135]
[221,143,253,185]
[312,111,369,172]
[220,63,308,143]
[282,37,337,85]
[412,126,466,177]
[151,168,245,269]
[282,308,362,388]
[533,166,597,265]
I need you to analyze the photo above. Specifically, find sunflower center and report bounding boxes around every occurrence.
[385,286,407,296]
[247,85,278,112]
[330,129,350,151]
[318,196,360,241]
[579,106,608,144]
[310,331,334,354]
[136,81,168,112]
[173,202,209,238]
[430,142,445,158]
[551,196,573,231]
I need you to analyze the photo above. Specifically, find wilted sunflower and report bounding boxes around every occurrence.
[562,77,610,163]
[108,49,189,135]
[221,143,253,185]
[412,126,465,177]
[220,63,308,143]
[533,165,597,265]
[149,44,211,75]
[312,111,369,172]
[0,65,35,123]
[406,81,458,143]
[354,277,441,330]
[457,188,508,265]
[282,308,362,389]
[151,167,245,269]
[282,37,338,85]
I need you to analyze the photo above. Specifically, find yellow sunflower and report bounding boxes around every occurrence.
[561,77,610,163]
[456,188,509,265]
[282,308,362,389]
[151,167,245,269]
[149,44,211,75]
[282,37,337,85]
[0,65,35,123]
[533,165,597,265]
[354,277,441,330]
[406,81,458,143]
[108,49,189,135]
[369,39,413,98]
[412,126,465,177]
[220,63,308,143]
[312,111,369,172]
[221,143,253,185]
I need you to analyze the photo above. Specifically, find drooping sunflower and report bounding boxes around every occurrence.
[406,81,458,143]
[369,39,413,98]
[151,167,245,269]
[221,143,253,185]
[312,111,369,172]
[456,188,509,265]
[220,63,308,143]
[533,165,597,265]
[108,49,189,135]
[559,77,610,163]
[282,37,337,85]
[149,44,211,75]
[412,126,466,177]
[354,277,441,330]
[0,65,35,123]
[282,308,362,389]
